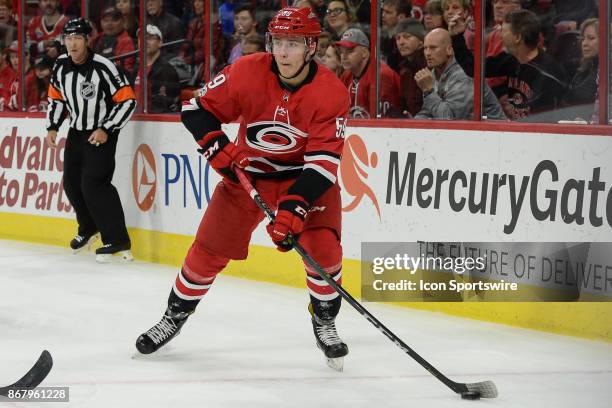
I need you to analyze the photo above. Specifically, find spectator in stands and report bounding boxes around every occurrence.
[381,0,412,71]
[146,0,184,53]
[442,0,469,29]
[549,23,581,84]
[485,0,522,57]
[26,0,70,50]
[414,28,505,120]
[482,0,522,98]
[180,0,205,68]
[0,45,16,111]
[24,55,53,112]
[490,0,522,53]
[382,0,412,30]
[6,40,26,74]
[0,0,16,49]
[316,31,333,62]
[137,25,180,113]
[560,18,599,122]
[7,41,36,111]
[92,7,136,80]
[449,9,565,122]
[423,0,445,32]
[321,44,343,77]
[336,28,401,118]
[7,40,29,111]
[241,35,265,57]
[395,19,427,117]
[228,5,258,64]
[325,0,355,40]
[442,0,474,48]
[116,0,139,38]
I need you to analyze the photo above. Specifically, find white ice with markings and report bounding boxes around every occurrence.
[0,240,611,407]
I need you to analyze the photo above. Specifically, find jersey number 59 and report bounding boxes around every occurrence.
[335,117,347,139]
[199,73,227,96]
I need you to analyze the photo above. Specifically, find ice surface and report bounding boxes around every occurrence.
[0,240,610,407]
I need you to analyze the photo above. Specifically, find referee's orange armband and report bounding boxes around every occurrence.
[112,86,136,103]
[48,84,63,101]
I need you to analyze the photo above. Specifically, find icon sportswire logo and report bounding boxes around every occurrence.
[132,143,156,211]
[339,134,380,219]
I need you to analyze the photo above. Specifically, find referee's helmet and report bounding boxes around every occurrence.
[62,18,93,39]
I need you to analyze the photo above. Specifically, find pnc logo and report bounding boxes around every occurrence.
[339,134,380,219]
[132,143,156,211]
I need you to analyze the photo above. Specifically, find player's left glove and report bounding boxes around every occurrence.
[198,130,249,182]
[266,195,309,252]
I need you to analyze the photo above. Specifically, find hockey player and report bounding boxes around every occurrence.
[136,7,350,370]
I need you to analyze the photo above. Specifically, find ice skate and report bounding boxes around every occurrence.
[135,307,190,354]
[70,232,99,254]
[95,242,133,263]
[311,314,349,372]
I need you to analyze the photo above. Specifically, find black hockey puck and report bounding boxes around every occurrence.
[461,391,481,400]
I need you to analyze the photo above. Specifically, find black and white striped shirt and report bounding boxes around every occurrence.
[46,51,136,132]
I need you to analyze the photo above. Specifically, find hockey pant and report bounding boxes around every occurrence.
[167,178,343,319]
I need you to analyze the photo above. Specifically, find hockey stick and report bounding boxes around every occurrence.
[0,350,53,397]
[235,168,497,400]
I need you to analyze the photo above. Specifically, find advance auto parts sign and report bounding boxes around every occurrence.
[0,126,72,216]
[338,127,612,245]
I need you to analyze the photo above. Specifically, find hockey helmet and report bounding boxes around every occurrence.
[267,7,321,53]
[62,18,93,39]
[268,7,321,37]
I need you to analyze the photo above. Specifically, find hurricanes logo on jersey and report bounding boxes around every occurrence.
[349,105,370,119]
[246,121,308,154]
[80,81,96,100]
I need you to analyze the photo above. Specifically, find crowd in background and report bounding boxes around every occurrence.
[0,0,607,123]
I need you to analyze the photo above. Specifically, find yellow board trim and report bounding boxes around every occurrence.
[1,212,610,342]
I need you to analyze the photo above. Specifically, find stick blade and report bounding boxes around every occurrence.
[465,380,498,399]
[0,350,53,395]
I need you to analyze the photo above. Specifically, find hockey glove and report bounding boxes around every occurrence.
[198,130,249,182]
[266,195,309,252]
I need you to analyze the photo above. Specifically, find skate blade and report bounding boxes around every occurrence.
[326,357,344,372]
[131,344,174,360]
[72,233,100,254]
[96,250,134,263]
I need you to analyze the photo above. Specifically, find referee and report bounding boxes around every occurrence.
[45,18,136,263]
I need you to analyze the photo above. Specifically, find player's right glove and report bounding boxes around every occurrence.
[198,130,249,182]
[266,195,309,252]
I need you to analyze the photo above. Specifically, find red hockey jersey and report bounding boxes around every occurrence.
[341,60,401,119]
[0,65,16,111]
[26,14,69,43]
[184,53,350,185]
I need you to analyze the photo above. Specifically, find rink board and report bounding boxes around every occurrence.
[1,117,611,341]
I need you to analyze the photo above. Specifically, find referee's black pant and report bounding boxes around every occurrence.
[63,128,130,246]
